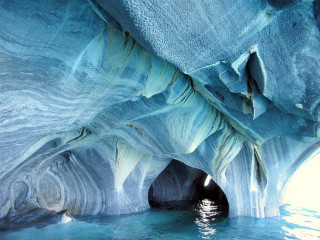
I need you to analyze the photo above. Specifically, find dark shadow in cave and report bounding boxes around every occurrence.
[148,160,229,219]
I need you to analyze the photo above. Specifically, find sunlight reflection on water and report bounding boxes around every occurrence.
[194,199,219,239]
[1,201,320,240]
[282,205,320,240]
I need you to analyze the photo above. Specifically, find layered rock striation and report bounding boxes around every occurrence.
[0,0,320,228]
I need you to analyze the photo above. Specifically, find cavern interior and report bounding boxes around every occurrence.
[0,0,320,239]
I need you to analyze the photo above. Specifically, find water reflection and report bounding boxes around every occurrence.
[2,202,320,240]
[281,204,320,240]
[194,199,220,239]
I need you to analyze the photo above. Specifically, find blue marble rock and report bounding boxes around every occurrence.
[0,0,320,229]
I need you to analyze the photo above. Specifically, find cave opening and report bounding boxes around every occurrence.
[282,152,320,210]
[148,160,229,219]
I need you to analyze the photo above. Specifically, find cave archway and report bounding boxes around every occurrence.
[282,152,320,209]
[148,160,229,216]
[280,141,320,208]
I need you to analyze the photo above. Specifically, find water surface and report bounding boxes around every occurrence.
[1,200,319,240]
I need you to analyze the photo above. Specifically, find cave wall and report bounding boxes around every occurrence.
[223,137,320,217]
[0,129,170,221]
[0,0,320,225]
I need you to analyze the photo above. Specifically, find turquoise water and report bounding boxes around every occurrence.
[1,200,319,240]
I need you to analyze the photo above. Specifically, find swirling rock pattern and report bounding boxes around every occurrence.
[0,0,320,227]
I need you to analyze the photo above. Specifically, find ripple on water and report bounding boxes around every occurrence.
[0,201,319,240]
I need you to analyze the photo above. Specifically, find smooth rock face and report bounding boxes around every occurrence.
[0,0,320,228]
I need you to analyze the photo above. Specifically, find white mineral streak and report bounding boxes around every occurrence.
[114,140,144,192]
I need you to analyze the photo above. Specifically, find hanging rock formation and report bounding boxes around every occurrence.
[0,0,320,228]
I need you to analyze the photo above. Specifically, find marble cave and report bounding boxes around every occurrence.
[0,0,320,231]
